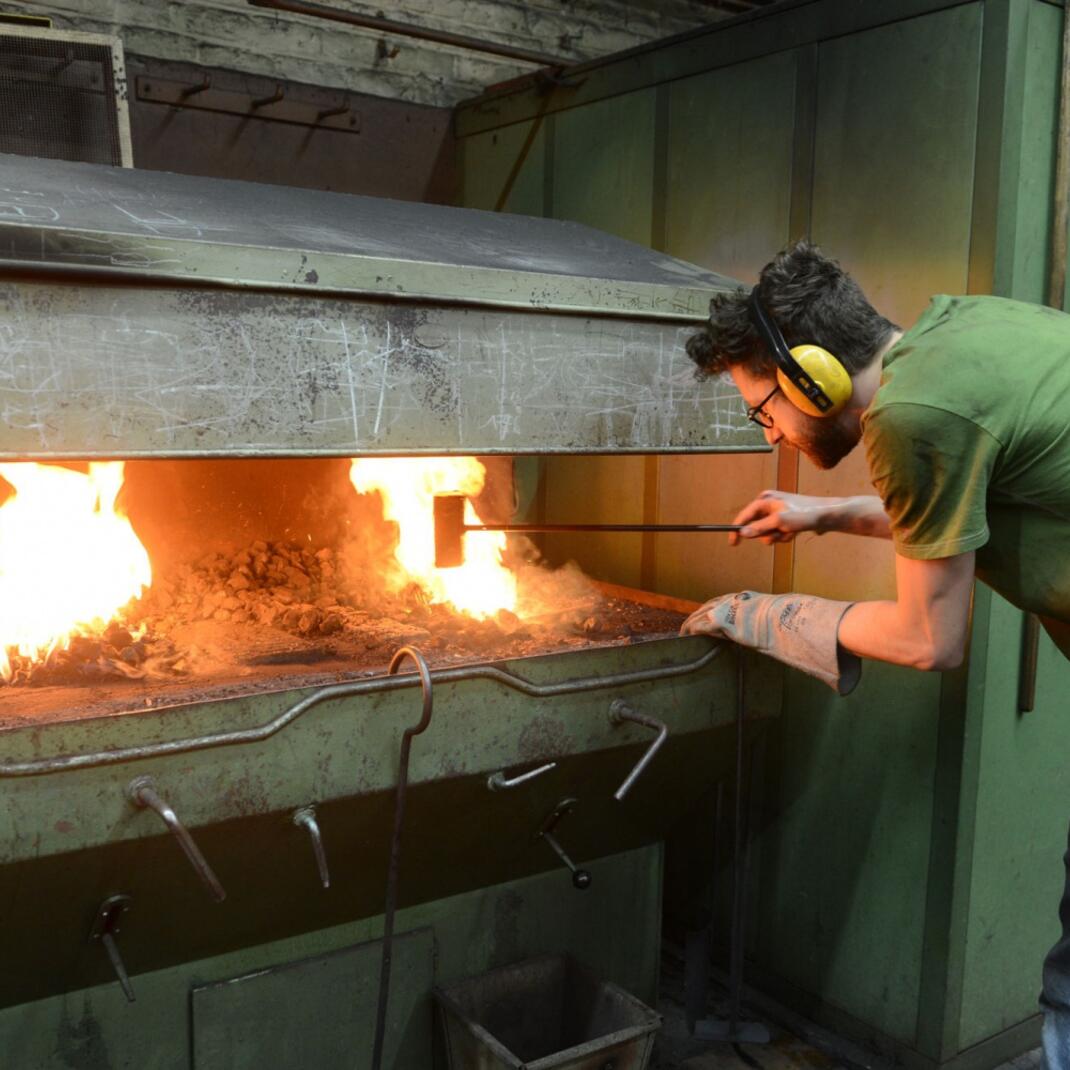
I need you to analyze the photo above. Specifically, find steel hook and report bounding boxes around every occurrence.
[372,645,434,1070]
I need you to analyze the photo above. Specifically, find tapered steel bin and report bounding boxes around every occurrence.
[435,953,660,1070]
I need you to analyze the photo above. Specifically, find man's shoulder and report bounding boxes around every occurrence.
[862,401,1002,475]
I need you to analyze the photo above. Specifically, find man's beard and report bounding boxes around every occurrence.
[794,414,861,470]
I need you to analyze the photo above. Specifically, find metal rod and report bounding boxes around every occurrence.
[728,649,745,1034]
[464,523,742,534]
[1049,0,1070,312]
[1019,613,1041,714]
[1022,1,1070,714]
[247,0,564,67]
[0,645,722,778]
[372,646,434,1070]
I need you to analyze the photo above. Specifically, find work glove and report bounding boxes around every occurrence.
[681,591,861,696]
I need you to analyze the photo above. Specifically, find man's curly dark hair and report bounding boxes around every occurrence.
[686,240,899,380]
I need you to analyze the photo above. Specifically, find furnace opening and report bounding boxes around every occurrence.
[0,457,690,724]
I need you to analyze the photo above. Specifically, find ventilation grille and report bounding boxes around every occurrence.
[0,27,131,167]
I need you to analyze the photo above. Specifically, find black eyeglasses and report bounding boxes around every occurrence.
[746,385,780,428]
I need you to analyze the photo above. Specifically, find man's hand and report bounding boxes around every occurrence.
[730,491,894,545]
[730,491,834,545]
[681,590,861,695]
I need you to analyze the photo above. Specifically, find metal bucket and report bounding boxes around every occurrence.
[434,953,660,1070]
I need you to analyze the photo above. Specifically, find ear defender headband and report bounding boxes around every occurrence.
[748,287,853,417]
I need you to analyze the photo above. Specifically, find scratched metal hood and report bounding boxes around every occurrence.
[0,155,763,457]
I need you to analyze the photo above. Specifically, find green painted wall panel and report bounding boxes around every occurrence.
[551,89,656,244]
[665,51,797,285]
[540,91,657,587]
[757,664,943,1044]
[654,51,795,603]
[810,6,983,320]
[758,5,984,1046]
[460,121,546,216]
[958,595,1068,1047]
[1007,0,1060,305]
[957,0,1067,1049]
[654,453,777,604]
[540,455,648,588]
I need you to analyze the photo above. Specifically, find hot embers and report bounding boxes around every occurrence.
[0,535,688,692]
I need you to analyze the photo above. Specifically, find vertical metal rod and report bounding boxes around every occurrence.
[371,646,434,1070]
[1048,0,1070,312]
[728,649,746,1033]
[1019,613,1041,714]
[1022,1,1070,714]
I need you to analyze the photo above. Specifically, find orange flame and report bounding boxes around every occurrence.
[349,457,517,618]
[0,462,151,680]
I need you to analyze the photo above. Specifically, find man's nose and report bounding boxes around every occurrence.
[763,423,783,446]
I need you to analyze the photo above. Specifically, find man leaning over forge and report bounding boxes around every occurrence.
[681,240,1070,1065]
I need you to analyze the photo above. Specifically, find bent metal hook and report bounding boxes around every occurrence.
[371,645,434,1070]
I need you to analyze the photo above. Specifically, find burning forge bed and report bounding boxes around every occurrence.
[0,155,774,1069]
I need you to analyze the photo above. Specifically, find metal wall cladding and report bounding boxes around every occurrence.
[0,281,755,457]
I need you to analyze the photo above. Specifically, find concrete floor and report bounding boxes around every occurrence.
[651,942,1044,1070]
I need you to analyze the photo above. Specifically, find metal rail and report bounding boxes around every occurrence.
[0,644,723,778]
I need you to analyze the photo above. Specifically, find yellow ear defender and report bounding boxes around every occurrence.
[748,288,853,417]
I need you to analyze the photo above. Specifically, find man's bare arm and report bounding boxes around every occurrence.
[837,552,975,670]
[731,490,892,545]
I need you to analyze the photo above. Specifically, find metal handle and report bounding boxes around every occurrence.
[487,762,556,791]
[608,699,668,801]
[293,806,330,889]
[542,830,592,890]
[89,894,136,1003]
[126,776,226,902]
[537,798,591,890]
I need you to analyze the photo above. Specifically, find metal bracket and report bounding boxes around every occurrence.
[179,72,211,99]
[251,83,285,109]
[89,895,135,1003]
[136,75,361,132]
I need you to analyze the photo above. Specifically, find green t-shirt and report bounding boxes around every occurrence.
[862,294,1070,632]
